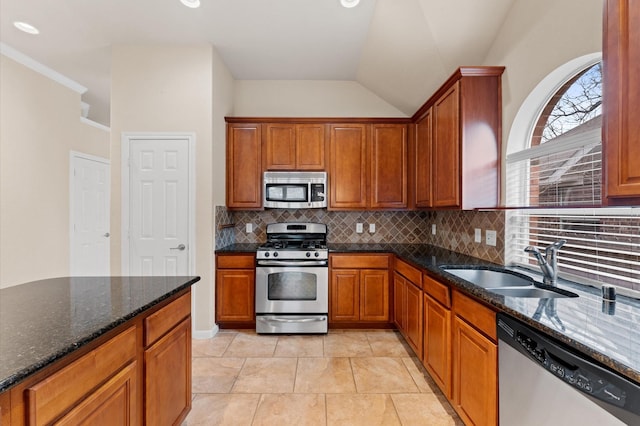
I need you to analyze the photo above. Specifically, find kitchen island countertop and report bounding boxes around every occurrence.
[0,275,200,393]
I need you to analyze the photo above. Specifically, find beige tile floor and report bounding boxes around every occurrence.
[184,330,463,426]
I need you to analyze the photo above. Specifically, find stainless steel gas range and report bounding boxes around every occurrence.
[255,222,328,334]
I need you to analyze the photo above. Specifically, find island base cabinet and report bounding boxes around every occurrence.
[1,390,10,425]
[55,362,137,426]
[144,317,191,426]
[452,316,497,426]
[24,326,137,426]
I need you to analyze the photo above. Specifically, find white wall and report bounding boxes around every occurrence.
[110,44,233,334]
[483,0,602,200]
[0,54,110,288]
[234,80,407,117]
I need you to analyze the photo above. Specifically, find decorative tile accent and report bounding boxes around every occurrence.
[215,206,506,264]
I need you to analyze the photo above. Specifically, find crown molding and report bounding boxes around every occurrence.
[0,42,87,94]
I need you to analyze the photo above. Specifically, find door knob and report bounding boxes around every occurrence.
[170,244,186,251]
[103,232,110,237]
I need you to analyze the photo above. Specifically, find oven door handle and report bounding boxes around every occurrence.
[256,260,328,267]
[257,316,327,323]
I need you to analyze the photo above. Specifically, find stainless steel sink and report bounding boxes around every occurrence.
[488,287,573,298]
[442,268,534,288]
[441,267,578,299]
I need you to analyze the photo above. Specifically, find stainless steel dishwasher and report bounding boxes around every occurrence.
[498,313,640,425]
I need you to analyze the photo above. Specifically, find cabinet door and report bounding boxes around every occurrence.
[423,294,451,399]
[452,316,497,426]
[329,124,368,209]
[393,273,406,330]
[56,362,137,426]
[330,269,360,321]
[604,0,640,204]
[296,124,326,170]
[370,124,408,209]
[216,269,255,322]
[404,281,423,358]
[432,83,461,208]
[414,109,432,208]
[226,123,262,209]
[0,390,10,425]
[145,317,191,426]
[265,124,296,170]
[360,269,389,321]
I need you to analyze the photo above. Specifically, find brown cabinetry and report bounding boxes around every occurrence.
[603,0,640,205]
[0,289,192,426]
[265,123,326,170]
[451,290,497,426]
[422,274,452,398]
[226,123,262,209]
[215,254,255,326]
[144,293,192,426]
[393,259,423,357]
[329,123,408,210]
[329,254,390,324]
[25,327,137,426]
[412,67,504,209]
[329,124,369,209]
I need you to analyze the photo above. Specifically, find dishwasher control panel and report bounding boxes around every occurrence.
[498,313,640,420]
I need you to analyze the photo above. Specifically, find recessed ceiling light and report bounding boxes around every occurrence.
[14,21,39,35]
[180,0,201,8]
[340,0,360,8]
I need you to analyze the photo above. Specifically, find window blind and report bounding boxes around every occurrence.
[506,127,602,207]
[507,209,640,290]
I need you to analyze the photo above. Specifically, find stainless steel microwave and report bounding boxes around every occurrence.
[263,171,327,209]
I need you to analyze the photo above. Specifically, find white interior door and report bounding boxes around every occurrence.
[127,137,190,276]
[70,153,110,276]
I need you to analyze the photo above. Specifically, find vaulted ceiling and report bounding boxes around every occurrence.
[0,0,516,125]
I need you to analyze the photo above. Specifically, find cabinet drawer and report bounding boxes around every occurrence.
[395,258,422,286]
[452,290,496,341]
[423,274,451,308]
[145,292,191,347]
[331,254,389,269]
[216,254,255,269]
[26,326,137,426]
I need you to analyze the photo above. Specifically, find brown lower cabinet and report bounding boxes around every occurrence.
[1,290,191,426]
[451,290,498,426]
[215,253,256,327]
[423,293,452,398]
[329,254,390,324]
[393,258,424,358]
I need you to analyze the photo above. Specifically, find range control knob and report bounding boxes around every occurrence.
[315,252,320,257]
[264,252,270,258]
[306,252,311,258]
[273,252,279,258]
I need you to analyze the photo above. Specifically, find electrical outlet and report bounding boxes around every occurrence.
[432,224,437,235]
[486,230,497,246]
[356,223,363,233]
[369,223,376,233]
[245,223,253,233]
[474,228,482,243]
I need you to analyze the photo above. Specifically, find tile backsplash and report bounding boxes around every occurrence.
[215,206,505,264]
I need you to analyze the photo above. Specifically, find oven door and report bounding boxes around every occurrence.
[255,265,328,314]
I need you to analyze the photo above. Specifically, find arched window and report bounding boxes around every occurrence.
[506,57,640,291]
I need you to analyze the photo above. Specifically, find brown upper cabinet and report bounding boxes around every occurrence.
[412,67,505,209]
[329,123,408,210]
[264,123,326,170]
[226,122,262,210]
[603,0,640,205]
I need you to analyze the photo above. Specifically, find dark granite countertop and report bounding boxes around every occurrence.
[217,242,640,384]
[0,275,200,393]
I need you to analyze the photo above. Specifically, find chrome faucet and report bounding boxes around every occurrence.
[524,240,566,286]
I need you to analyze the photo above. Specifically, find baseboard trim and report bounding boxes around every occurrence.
[192,324,220,339]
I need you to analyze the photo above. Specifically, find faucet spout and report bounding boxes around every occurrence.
[524,240,566,286]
